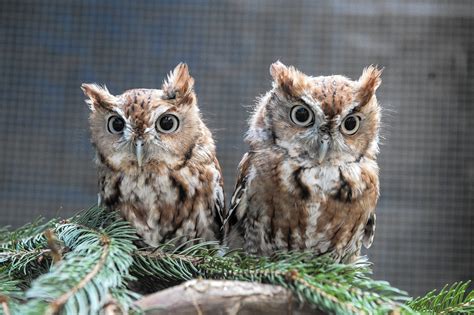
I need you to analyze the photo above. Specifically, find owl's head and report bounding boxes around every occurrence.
[248,61,382,164]
[82,63,211,170]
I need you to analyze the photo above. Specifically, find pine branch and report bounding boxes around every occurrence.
[1,206,472,315]
[131,243,411,315]
[0,218,55,245]
[0,273,22,300]
[406,281,474,314]
[0,232,52,287]
[17,217,139,314]
[0,273,23,315]
[0,207,139,315]
[49,237,110,313]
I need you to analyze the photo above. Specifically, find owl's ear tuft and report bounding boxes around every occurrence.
[269,61,288,81]
[269,61,306,97]
[81,83,116,111]
[357,65,383,105]
[162,63,196,106]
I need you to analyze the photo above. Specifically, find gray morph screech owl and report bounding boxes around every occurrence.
[82,63,226,247]
[224,62,382,262]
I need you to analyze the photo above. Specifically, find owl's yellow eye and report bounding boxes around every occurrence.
[156,114,179,133]
[341,114,361,135]
[107,115,125,134]
[290,105,314,127]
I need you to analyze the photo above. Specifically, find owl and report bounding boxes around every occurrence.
[224,61,382,262]
[82,63,225,247]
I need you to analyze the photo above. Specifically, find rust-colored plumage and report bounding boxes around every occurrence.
[82,63,225,247]
[224,61,382,262]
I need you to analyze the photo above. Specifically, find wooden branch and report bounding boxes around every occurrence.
[0,296,11,315]
[135,279,323,315]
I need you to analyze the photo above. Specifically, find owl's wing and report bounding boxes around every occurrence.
[211,158,226,240]
[362,212,376,248]
[223,152,252,234]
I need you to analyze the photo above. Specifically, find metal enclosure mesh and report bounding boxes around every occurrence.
[0,0,472,296]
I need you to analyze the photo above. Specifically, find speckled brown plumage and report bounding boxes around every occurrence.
[224,62,382,262]
[82,63,225,247]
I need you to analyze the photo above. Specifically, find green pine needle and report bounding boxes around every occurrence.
[0,217,55,245]
[0,273,22,300]
[132,242,411,315]
[20,222,137,314]
[407,281,474,314]
[0,206,472,315]
[1,207,140,315]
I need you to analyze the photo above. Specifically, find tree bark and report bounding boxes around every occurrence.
[135,279,323,315]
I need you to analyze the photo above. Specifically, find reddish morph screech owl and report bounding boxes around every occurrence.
[82,64,226,247]
[224,62,382,262]
[82,61,381,263]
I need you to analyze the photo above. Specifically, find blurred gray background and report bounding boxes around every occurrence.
[0,0,472,296]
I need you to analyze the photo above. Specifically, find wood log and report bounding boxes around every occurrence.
[135,279,323,315]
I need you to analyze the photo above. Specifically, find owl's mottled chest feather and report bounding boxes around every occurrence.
[226,150,378,262]
[98,153,224,247]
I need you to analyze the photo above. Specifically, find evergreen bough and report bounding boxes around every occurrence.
[0,206,472,314]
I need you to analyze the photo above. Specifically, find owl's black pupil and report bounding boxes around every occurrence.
[295,107,309,122]
[160,116,174,130]
[112,117,124,132]
[344,116,357,130]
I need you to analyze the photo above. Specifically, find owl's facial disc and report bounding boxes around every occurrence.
[125,112,182,168]
[285,101,333,163]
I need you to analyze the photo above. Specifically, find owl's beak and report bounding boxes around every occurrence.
[317,134,330,163]
[134,139,144,167]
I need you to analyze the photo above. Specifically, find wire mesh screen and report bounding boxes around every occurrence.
[0,0,472,296]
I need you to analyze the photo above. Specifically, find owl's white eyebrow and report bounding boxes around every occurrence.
[341,102,361,118]
[113,108,127,119]
[144,107,178,133]
[300,94,325,117]
[300,94,316,107]
[152,106,174,119]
